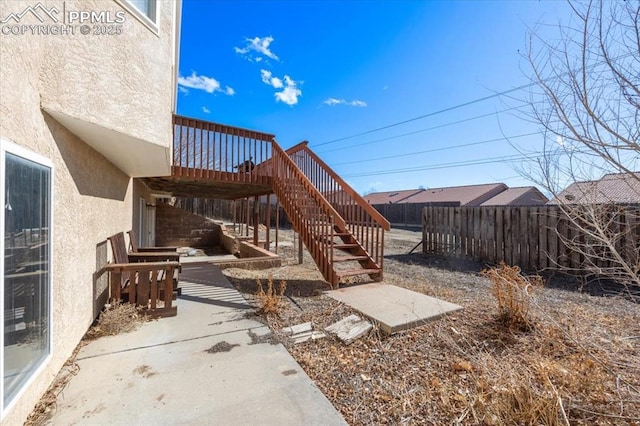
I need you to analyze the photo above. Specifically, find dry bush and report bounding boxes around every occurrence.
[84,301,146,339]
[255,276,287,315]
[482,262,542,330]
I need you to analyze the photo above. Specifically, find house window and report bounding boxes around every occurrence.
[118,0,159,32]
[1,141,52,415]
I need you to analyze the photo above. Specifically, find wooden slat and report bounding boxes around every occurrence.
[495,206,504,263]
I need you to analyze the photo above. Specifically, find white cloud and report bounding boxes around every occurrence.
[350,100,367,107]
[178,86,189,95]
[235,36,279,61]
[275,85,302,106]
[260,70,283,88]
[260,70,301,106]
[322,98,367,107]
[323,97,342,106]
[178,71,235,96]
[202,106,211,114]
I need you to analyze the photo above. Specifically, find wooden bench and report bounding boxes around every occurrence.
[107,232,181,318]
[128,230,178,254]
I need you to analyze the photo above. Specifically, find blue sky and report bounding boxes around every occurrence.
[177,0,575,195]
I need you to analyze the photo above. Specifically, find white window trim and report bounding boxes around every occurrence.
[0,138,54,419]
[114,0,160,35]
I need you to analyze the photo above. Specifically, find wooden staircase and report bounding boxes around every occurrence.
[148,116,390,288]
[284,142,390,286]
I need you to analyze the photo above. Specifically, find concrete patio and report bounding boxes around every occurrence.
[45,265,346,426]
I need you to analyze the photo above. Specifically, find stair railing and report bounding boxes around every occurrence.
[286,142,390,274]
[271,141,346,286]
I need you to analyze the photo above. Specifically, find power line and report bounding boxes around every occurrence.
[331,131,542,166]
[312,82,537,148]
[342,153,534,178]
[316,105,529,154]
[340,150,589,178]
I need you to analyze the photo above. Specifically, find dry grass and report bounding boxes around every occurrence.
[482,262,542,331]
[24,345,81,426]
[84,301,147,339]
[230,227,640,425]
[255,276,287,315]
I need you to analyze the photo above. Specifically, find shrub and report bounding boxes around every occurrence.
[482,262,542,330]
[85,301,146,339]
[255,276,287,315]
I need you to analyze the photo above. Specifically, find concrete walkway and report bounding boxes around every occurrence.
[46,265,346,426]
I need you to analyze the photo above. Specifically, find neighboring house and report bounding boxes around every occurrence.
[402,183,507,206]
[548,172,640,204]
[366,183,509,207]
[0,1,181,423]
[363,188,426,204]
[480,186,549,206]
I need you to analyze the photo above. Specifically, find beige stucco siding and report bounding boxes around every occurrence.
[0,1,178,423]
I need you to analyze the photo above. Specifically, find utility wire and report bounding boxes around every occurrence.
[340,149,588,178]
[331,131,542,166]
[316,105,530,154]
[312,82,537,148]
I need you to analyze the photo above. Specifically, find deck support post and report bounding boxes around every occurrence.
[232,199,237,233]
[298,232,303,264]
[253,196,259,246]
[275,201,279,254]
[265,194,271,251]
[245,197,250,237]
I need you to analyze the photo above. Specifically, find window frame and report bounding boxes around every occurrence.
[0,139,54,419]
[115,0,160,35]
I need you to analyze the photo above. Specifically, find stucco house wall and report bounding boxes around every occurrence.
[0,1,179,423]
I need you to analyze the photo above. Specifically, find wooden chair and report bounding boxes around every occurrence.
[124,231,181,295]
[127,230,178,254]
[106,232,180,318]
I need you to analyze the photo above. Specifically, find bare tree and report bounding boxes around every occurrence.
[521,0,639,297]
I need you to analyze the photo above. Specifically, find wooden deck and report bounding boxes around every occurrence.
[144,169,273,199]
[143,114,390,287]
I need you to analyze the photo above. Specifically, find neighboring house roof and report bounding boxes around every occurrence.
[363,189,425,204]
[480,187,549,206]
[548,172,640,204]
[402,183,508,206]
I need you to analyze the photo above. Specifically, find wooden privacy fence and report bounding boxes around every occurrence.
[422,204,640,271]
[373,202,460,227]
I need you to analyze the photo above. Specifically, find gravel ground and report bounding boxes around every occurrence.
[223,226,640,425]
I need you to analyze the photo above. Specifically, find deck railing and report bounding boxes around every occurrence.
[172,115,274,184]
[286,142,390,273]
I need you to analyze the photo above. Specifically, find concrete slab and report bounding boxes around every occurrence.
[326,283,463,334]
[46,265,346,426]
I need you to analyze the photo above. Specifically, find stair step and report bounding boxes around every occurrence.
[334,243,359,250]
[333,255,369,263]
[316,234,352,242]
[336,268,381,278]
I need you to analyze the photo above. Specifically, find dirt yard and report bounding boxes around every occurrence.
[223,226,640,425]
